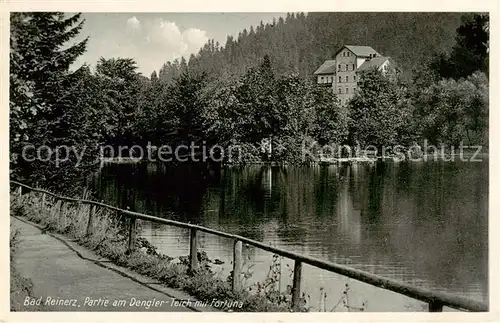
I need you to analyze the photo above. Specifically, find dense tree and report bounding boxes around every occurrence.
[95,57,143,148]
[168,71,210,146]
[195,56,348,163]
[10,13,87,148]
[410,13,489,148]
[430,13,489,80]
[411,71,488,146]
[9,12,101,189]
[347,69,412,153]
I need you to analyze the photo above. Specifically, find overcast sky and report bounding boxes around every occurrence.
[71,13,286,76]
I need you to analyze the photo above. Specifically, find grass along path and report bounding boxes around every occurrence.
[10,190,305,312]
[10,216,205,312]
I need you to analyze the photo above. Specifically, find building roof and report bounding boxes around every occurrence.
[313,60,336,75]
[357,56,391,72]
[336,45,380,58]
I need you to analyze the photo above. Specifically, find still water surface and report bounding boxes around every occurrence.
[89,161,488,311]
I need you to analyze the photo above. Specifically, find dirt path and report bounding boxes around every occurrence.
[11,216,216,312]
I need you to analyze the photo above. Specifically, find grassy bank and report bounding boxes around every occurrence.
[10,226,45,311]
[11,190,321,312]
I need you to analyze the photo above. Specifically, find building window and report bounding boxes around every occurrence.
[338,88,342,94]
[354,75,357,81]
[347,51,350,56]
[353,64,355,70]
[346,88,349,93]
[353,87,356,93]
[345,76,348,82]
[338,64,341,71]
[343,52,345,57]
[338,76,341,83]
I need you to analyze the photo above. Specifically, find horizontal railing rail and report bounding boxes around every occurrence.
[10,180,488,312]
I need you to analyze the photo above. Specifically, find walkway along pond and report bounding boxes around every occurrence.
[11,180,488,312]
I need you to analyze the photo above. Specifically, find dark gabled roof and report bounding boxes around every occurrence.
[357,56,391,72]
[335,45,380,58]
[313,60,336,75]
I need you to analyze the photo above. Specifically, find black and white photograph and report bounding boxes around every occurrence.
[6,6,494,317]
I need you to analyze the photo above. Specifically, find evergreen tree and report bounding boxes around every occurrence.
[431,13,489,79]
[96,57,142,148]
[10,12,95,189]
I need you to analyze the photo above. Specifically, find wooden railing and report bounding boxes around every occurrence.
[10,180,488,312]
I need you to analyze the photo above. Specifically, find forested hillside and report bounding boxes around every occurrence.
[158,12,464,82]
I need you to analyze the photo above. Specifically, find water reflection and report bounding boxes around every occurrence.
[89,160,488,309]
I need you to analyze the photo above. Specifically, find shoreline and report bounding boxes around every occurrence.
[102,152,489,166]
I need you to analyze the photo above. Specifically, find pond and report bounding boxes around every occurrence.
[88,160,488,311]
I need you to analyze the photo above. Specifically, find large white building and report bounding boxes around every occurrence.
[314,45,399,105]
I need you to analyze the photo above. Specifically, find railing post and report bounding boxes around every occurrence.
[232,240,243,292]
[86,205,96,236]
[428,300,443,312]
[189,228,198,272]
[127,215,137,253]
[291,260,303,311]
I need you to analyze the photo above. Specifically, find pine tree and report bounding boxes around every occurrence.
[96,57,141,146]
[11,13,87,107]
[10,12,92,188]
[430,13,489,79]
[150,70,159,82]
